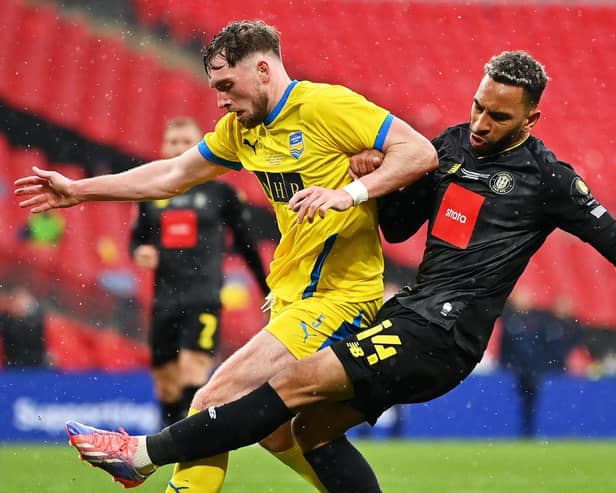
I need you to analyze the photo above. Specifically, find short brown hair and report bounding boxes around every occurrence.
[203,20,281,75]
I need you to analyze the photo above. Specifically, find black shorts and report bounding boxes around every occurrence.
[150,300,221,368]
[331,297,478,424]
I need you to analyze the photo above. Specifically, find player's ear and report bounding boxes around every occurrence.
[524,108,541,133]
[256,60,270,82]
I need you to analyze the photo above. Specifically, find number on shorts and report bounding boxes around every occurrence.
[356,319,401,366]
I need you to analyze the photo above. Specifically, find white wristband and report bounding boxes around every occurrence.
[343,180,369,206]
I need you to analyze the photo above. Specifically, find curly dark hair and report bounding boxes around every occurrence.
[203,20,281,75]
[485,51,549,106]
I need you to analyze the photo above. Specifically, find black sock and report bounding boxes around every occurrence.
[160,400,185,428]
[146,382,293,465]
[304,436,382,493]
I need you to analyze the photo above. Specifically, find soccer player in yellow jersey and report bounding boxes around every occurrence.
[16,20,437,492]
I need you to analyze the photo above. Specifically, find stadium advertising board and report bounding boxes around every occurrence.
[0,371,159,442]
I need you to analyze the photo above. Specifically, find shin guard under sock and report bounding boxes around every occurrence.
[147,383,293,466]
[304,436,382,493]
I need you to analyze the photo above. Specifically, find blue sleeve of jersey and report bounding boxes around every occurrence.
[373,113,394,151]
[197,140,243,171]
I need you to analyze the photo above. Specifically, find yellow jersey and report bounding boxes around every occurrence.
[198,80,393,303]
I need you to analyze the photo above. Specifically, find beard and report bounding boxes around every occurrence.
[240,91,270,129]
[475,125,525,157]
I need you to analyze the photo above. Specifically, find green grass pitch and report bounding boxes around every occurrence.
[1,440,615,492]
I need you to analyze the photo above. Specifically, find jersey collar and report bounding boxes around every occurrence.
[477,134,531,160]
[264,80,299,126]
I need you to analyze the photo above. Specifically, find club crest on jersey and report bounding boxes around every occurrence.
[489,171,515,194]
[289,131,304,159]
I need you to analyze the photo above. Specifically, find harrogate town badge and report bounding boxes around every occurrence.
[489,171,515,194]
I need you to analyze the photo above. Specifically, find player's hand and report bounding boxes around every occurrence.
[14,166,81,213]
[133,245,159,270]
[349,149,384,179]
[288,186,353,224]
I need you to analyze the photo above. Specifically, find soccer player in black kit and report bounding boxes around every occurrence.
[130,117,269,426]
[66,51,616,492]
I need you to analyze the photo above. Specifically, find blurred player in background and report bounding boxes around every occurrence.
[16,20,437,493]
[0,284,46,367]
[62,50,615,493]
[130,116,269,427]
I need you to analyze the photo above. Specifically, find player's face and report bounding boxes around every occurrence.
[469,75,538,156]
[208,54,269,129]
[161,125,202,159]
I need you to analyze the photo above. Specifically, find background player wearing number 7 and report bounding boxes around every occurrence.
[130,116,269,428]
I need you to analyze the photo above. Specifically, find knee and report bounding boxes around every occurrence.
[291,414,320,452]
[190,369,236,410]
[268,365,304,406]
[259,423,295,452]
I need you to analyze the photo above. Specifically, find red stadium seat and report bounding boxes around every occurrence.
[0,0,28,100]
[1,3,59,114]
[78,36,130,147]
[40,19,92,129]
[45,312,149,371]
[157,68,214,130]
[119,51,163,159]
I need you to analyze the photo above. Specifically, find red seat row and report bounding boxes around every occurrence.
[4,0,615,209]
[0,0,214,159]
[0,0,271,208]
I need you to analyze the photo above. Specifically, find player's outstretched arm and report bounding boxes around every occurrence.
[15,146,229,213]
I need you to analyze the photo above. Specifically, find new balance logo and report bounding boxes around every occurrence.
[347,341,364,357]
[208,406,217,420]
[445,208,467,224]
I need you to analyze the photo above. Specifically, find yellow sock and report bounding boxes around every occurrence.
[270,442,327,492]
[165,408,229,493]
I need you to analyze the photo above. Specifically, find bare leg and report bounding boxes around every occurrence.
[166,330,303,493]
[191,330,297,407]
